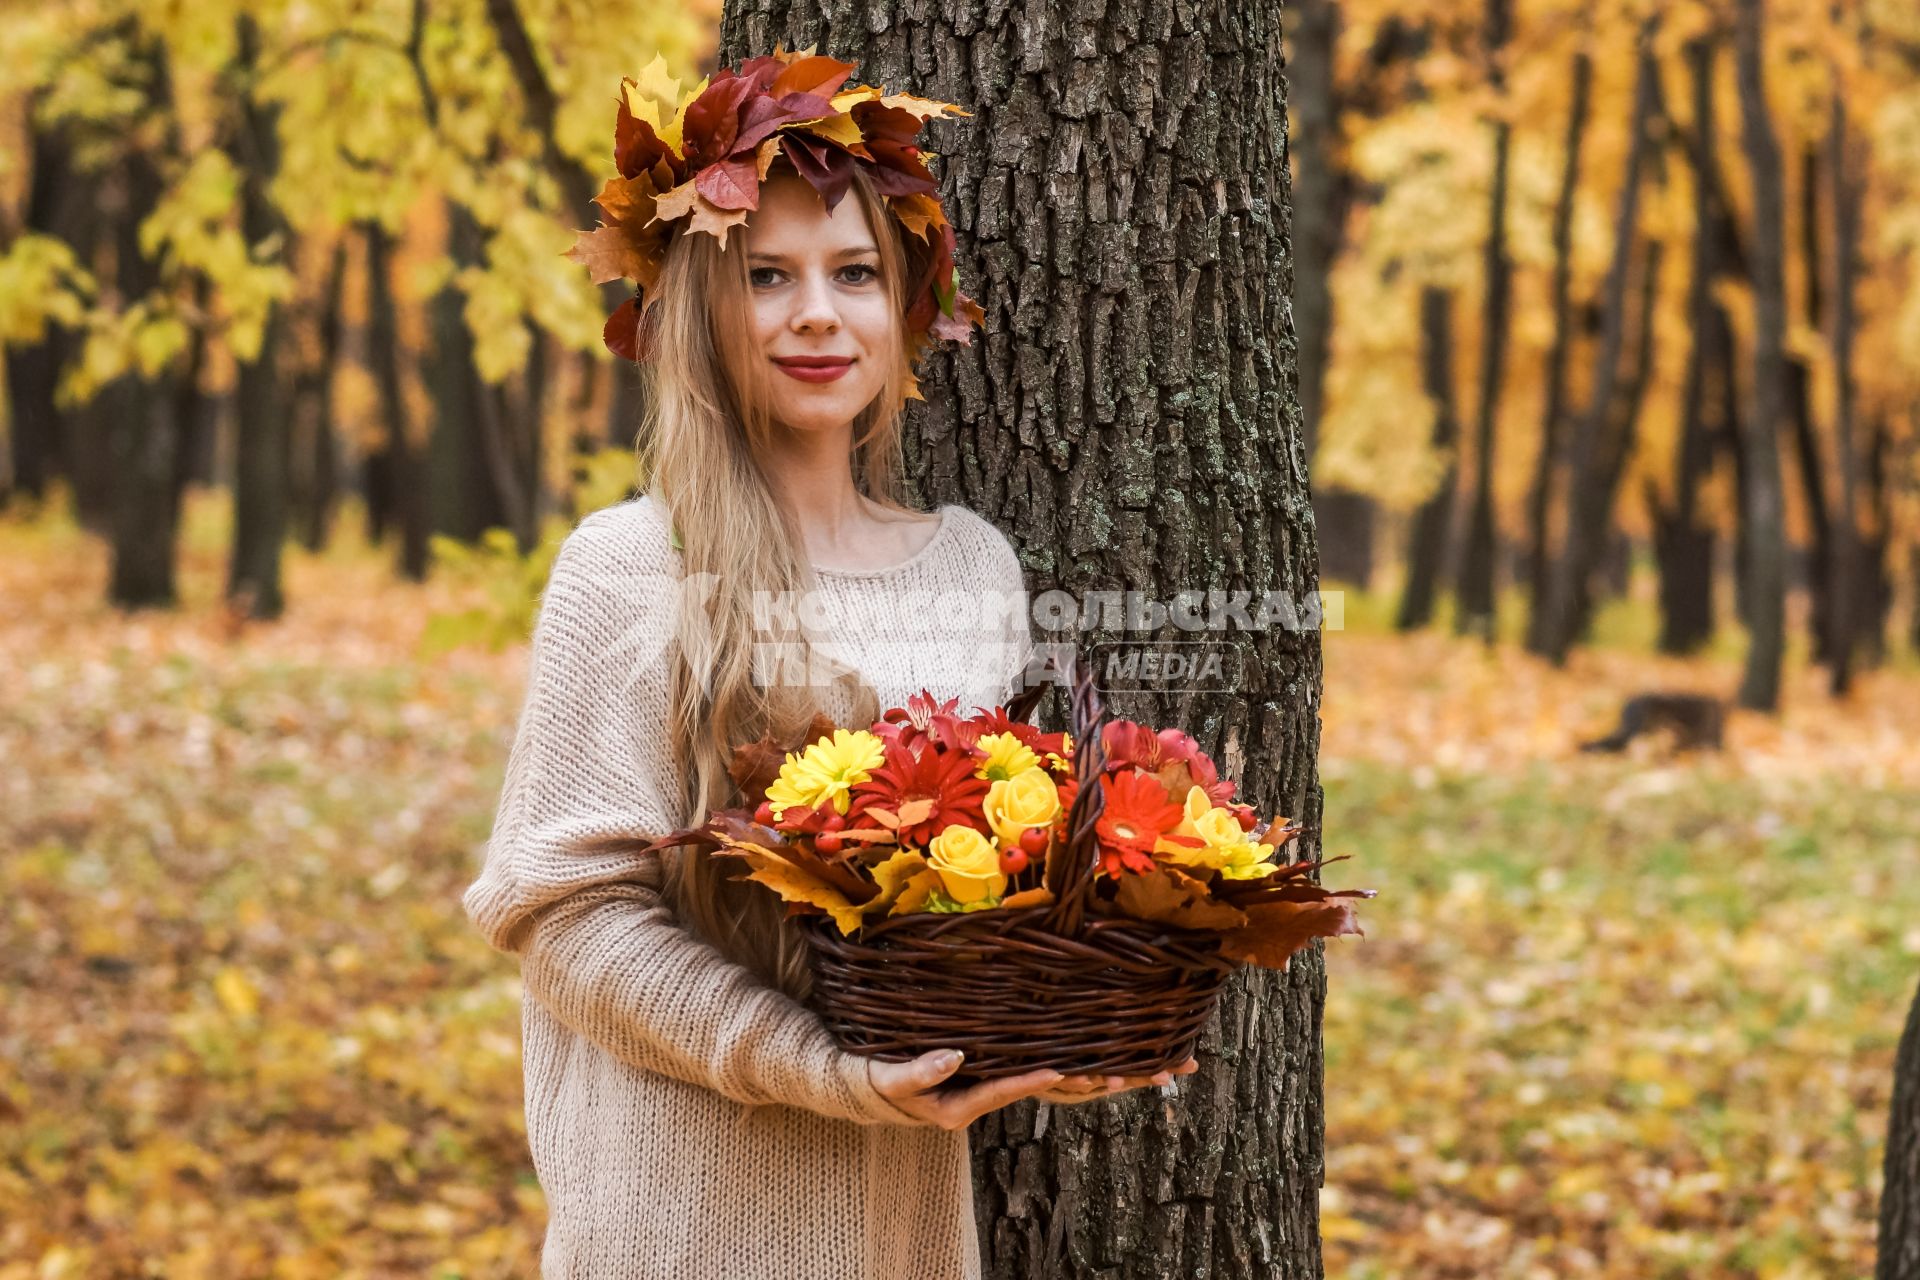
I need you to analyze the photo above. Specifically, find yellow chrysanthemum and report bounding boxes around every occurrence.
[1153,785,1279,879]
[1044,729,1073,774]
[764,728,886,818]
[974,731,1041,781]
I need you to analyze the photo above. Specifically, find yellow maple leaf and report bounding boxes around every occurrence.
[798,113,864,150]
[876,91,971,121]
[740,860,869,934]
[888,868,943,916]
[869,848,929,910]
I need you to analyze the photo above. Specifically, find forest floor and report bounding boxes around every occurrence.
[3,498,1917,1278]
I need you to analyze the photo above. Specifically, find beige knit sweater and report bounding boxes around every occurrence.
[463,494,1033,1280]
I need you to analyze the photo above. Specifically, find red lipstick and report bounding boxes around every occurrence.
[772,355,854,383]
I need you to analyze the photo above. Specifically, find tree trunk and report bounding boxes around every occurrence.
[1454,0,1513,642]
[1522,51,1593,653]
[719,6,1327,1276]
[1534,25,1661,665]
[362,220,431,580]
[1822,91,1861,695]
[294,237,349,551]
[1397,287,1460,633]
[1785,356,1831,663]
[1860,414,1894,665]
[3,104,84,509]
[1291,0,1375,590]
[103,35,191,609]
[1652,37,1723,656]
[1731,0,1790,712]
[425,201,513,544]
[1882,979,1920,1279]
[1568,240,1663,648]
[225,13,295,619]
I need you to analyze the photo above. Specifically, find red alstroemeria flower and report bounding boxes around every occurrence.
[1102,720,1236,805]
[1094,769,1202,877]
[874,689,980,754]
[848,737,991,847]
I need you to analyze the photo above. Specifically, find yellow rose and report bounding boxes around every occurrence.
[925,824,1007,904]
[983,766,1062,846]
[1155,785,1277,878]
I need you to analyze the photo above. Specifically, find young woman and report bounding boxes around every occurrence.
[463,56,1196,1279]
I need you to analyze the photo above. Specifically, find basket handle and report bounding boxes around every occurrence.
[1041,649,1108,935]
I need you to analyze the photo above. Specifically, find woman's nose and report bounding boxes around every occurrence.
[789,270,841,333]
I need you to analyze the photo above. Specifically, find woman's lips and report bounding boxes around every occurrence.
[773,356,853,383]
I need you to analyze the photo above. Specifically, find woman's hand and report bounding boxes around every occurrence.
[868,1051,1063,1129]
[867,1051,1200,1129]
[1033,1055,1200,1105]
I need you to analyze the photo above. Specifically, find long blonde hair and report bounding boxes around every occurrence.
[639,162,926,1000]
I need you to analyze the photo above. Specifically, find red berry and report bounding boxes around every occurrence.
[815,831,844,856]
[822,811,846,832]
[1018,826,1049,856]
[754,801,776,826]
[1235,808,1257,831]
[998,847,1030,875]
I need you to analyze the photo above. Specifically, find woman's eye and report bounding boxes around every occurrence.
[749,267,782,287]
[840,263,879,285]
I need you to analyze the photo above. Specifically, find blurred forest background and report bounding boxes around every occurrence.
[4,0,1920,1277]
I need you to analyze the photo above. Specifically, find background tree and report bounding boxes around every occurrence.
[712,1,1328,1274]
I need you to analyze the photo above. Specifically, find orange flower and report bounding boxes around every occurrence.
[1094,770,1202,877]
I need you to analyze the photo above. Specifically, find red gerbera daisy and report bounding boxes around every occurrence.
[848,737,990,847]
[1094,769,1202,877]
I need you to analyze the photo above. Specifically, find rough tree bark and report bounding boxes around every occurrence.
[1731,0,1789,712]
[716,5,1327,1276]
[1398,287,1460,633]
[1454,0,1513,642]
[1882,980,1920,1279]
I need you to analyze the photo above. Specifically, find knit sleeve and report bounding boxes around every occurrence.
[461,504,927,1128]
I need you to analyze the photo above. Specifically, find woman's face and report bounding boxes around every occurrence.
[741,173,897,436]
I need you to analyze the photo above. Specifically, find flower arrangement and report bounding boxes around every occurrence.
[643,687,1371,973]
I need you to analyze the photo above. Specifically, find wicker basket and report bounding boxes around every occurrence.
[801,655,1239,1081]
